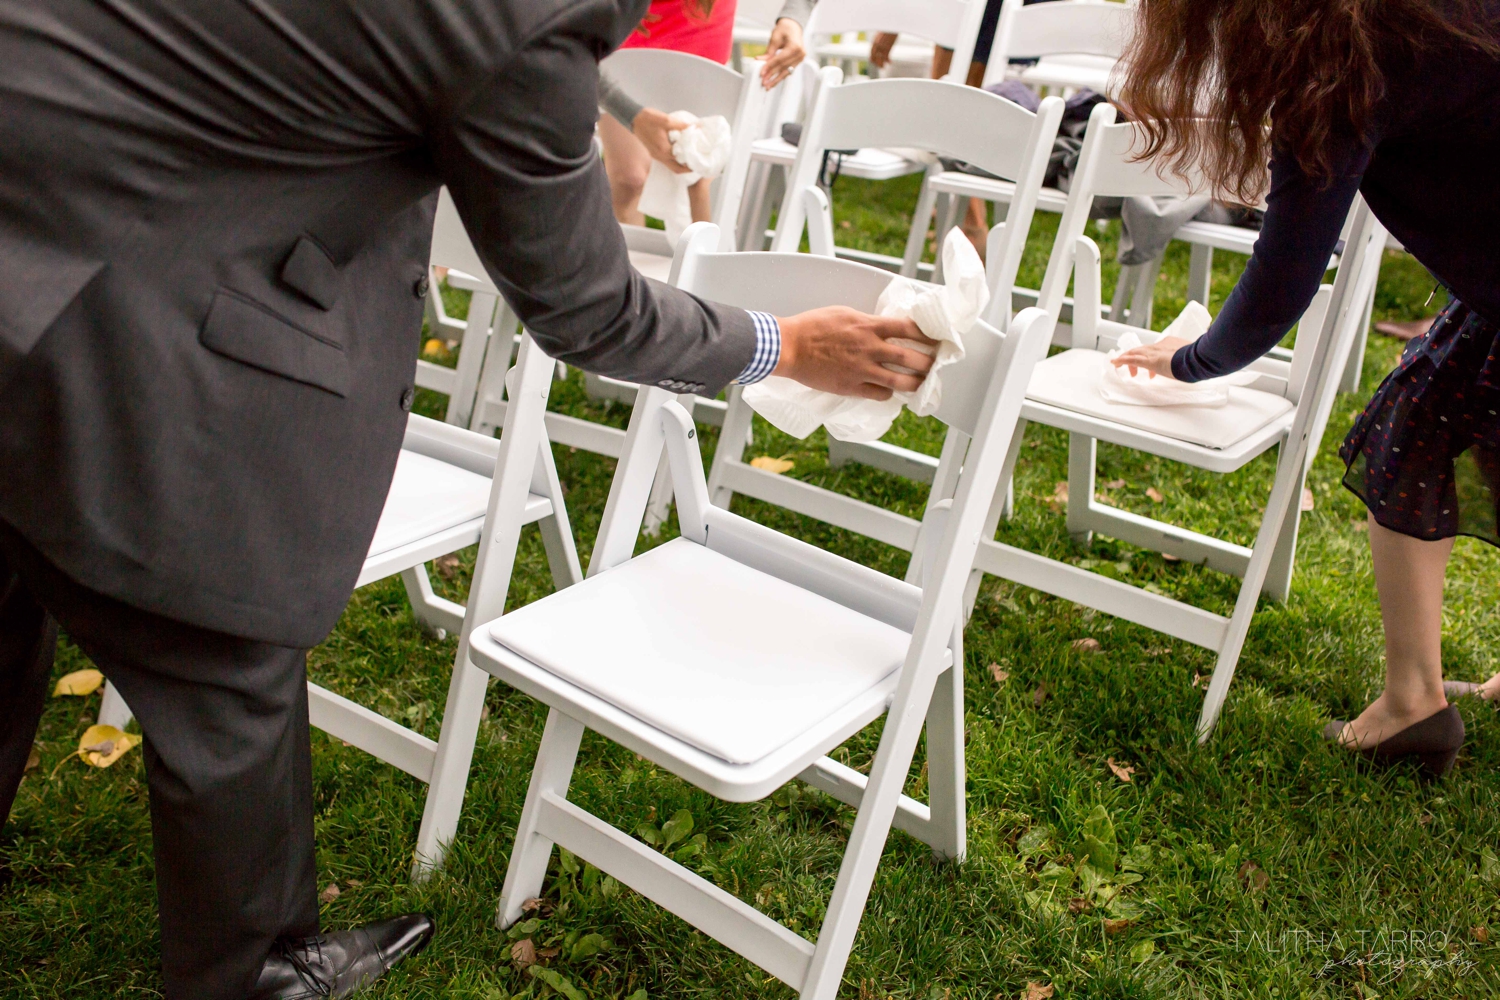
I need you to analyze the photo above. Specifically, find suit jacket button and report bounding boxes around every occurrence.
[413,274,430,299]
[400,386,415,412]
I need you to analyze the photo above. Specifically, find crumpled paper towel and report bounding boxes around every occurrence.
[637,111,732,244]
[742,229,989,442]
[1100,300,1256,407]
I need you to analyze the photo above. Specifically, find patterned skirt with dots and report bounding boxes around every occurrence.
[1340,298,1500,545]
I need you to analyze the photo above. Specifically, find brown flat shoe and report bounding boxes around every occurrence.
[1322,704,1465,781]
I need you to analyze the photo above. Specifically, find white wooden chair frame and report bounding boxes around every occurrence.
[971,103,1391,740]
[707,76,1062,578]
[100,219,584,877]
[468,224,1056,997]
[737,0,990,263]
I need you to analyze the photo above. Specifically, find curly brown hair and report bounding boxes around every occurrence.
[1117,0,1499,202]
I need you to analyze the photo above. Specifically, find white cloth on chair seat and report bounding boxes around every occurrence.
[488,537,910,764]
[1028,348,1294,450]
[368,450,492,558]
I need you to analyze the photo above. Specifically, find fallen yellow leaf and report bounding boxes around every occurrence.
[422,338,445,357]
[1471,925,1490,943]
[77,724,139,768]
[1103,917,1133,935]
[750,456,795,474]
[53,669,104,697]
[511,938,537,967]
[1107,757,1135,783]
[989,663,1010,684]
[1023,983,1055,1000]
[1145,487,1164,503]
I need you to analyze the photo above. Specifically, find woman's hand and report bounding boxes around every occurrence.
[760,18,806,89]
[1109,335,1189,379]
[773,306,940,399]
[868,32,898,69]
[631,108,693,173]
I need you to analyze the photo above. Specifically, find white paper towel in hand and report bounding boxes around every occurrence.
[637,111,732,245]
[1099,300,1256,407]
[742,229,990,442]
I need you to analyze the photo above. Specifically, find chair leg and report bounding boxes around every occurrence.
[922,652,966,862]
[497,709,586,926]
[799,671,940,999]
[901,168,940,278]
[1339,284,1374,394]
[98,680,134,730]
[411,645,496,877]
[1110,263,1137,323]
[447,291,499,428]
[931,194,962,284]
[1261,463,1307,603]
[532,444,584,591]
[1066,433,1097,547]
[706,386,754,509]
[1127,257,1164,329]
[1187,244,1213,305]
[401,565,459,640]
[642,450,676,537]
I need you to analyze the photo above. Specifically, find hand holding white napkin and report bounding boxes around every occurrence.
[743,229,990,442]
[1099,300,1256,407]
[637,110,732,245]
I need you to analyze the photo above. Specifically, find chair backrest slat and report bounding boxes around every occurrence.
[995,0,1133,61]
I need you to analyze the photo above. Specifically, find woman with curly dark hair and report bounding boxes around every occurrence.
[1109,0,1500,777]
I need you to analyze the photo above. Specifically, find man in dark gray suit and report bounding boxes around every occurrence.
[0,0,935,996]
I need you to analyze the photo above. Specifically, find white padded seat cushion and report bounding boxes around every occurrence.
[488,537,910,764]
[1027,348,1295,450]
[368,451,492,558]
[628,250,674,283]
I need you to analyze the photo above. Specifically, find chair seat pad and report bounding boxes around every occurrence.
[1027,348,1294,450]
[488,537,910,764]
[368,450,491,558]
[628,249,674,283]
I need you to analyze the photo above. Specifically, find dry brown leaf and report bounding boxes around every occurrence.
[77,724,139,768]
[1238,861,1269,893]
[1145,487,1164,503]
[1048,481,1070,511]
[1107,757,1135,783]
[750,456,795,475]
[53,669,104,697]
[511,938,537,967]
[536,946,561,960]
[1301,487,1315,512]
[1103,917,1133,935]
[1032,682,1049,708]
[1161,553,1181,563]
[26,745,41,772]
[319,883,341,904]
[989,663,1010,684]
[1191,672,1207,689]
[422,338,445,358]
[434,554,461,580]
[1067,897,1093,914]
[1072,637,1102,653]
[521,897,545,913]
[1105,479,1126,490]
[346,879,364,887]
[1471,925,1490,943]
[839,219,853,229]
[1023,983,1055,1000]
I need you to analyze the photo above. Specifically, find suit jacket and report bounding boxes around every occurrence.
[0,0,756,648]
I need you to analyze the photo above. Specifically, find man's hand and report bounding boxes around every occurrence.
[868,32,898,69]
[631,107,693,173]
[761,18,807,89]
[773,306,939,399]
[1110,335,1188,379]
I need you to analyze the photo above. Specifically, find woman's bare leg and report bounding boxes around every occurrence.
[598,114,651,225]
[687,177,712,223]
[1337,515,1453,746]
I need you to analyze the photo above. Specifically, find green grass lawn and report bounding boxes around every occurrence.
[6,175,1499,1000]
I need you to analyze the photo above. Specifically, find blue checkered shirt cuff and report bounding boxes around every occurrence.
[733,311,781,385]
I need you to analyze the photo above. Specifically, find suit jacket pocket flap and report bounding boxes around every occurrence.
[200,290,349,396]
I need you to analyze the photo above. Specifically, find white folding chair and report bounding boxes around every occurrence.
[467,222,1056,998]
[737,0,990,260]
[465,50,777,474]
[980,0,1133,93]
[730,0,787,72]
[99,220,584,877]
[706,75,1061,573]
[972,102,1390,740]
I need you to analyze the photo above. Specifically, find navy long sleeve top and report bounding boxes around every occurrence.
[1172,9,1500,382]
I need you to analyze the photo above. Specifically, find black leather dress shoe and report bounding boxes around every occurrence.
[249,914,435,999]
[1322,704,1465,780]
